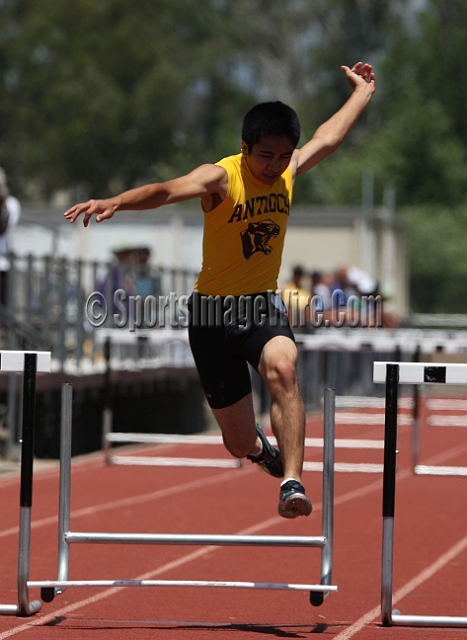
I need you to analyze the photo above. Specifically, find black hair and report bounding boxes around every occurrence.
[241,101,301,150]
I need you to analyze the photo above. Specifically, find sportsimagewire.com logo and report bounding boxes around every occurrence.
[85,290,189,330]
[85,289,384,331]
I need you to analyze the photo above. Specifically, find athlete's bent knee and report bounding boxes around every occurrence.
[222,433,256,459]
[264,357,297,391]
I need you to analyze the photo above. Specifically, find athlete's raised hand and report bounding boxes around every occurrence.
[64,199,117,227]
[341,61,376,94]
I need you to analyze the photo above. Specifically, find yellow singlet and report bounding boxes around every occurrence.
[194,153,293,296]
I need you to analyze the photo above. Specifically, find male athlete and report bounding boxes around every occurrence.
[65,62,375,518]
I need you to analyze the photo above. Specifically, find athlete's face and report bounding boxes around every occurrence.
[242,136,295,185]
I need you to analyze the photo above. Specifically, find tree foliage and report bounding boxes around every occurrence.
[0,0,246,198]
[0,0,402,199]
[2,0,467,311]
[401,203,467,313]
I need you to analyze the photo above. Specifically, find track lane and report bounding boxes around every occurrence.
[1,410,466,638]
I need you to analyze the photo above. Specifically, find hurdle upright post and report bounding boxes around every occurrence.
[0,350,51,616]
[411,344,421,472]
[313,387,335,605]
[375,360,467,628]
[17,353,42,616]
[102,337,113,464]
[53,384,73,600]
[381,363,399,626]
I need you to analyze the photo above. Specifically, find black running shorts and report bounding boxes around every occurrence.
[188,291,295,409]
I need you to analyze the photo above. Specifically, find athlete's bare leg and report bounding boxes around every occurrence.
[257,335,305,481]
[211,393,260,459]
[210,336,304,474]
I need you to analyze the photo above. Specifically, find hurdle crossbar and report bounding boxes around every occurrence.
[30,386,337,608]
[28,579,338,593]
[374,361,467,628]
[64,532,326,546]
[105,433,384,449]
[103,428,384,473]
[0,351,51,617]
[375,361,467,477]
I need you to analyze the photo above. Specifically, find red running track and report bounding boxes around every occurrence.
[0,400,466,639]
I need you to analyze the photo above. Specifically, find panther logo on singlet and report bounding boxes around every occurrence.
[240,219,280,260]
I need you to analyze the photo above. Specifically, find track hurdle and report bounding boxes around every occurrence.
[411,393,467,477]
[104,430,386,474]
[0,351,51,617]
[29,386,337,608]
[374,361,467,628]
[103,392,387,475]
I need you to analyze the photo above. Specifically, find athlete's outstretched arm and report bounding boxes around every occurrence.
[290,62,376,177]
[64,163,227,227]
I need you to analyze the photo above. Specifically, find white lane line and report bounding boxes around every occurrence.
[0,509,321,639]
[0,460,459,639]
[0,465,406,638]
[0,443,183,489]
[2,439,467,637]
[2,439,467,540]
[0,477,374,638]
[0,548,211,639]
[0,468,249,540]
[8,521,466,640]
[333,532,467,640]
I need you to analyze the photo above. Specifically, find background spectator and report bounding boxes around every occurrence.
[311,270,333,312]
[282,265,311,332]
[0,168,21,307]
[134,247,162,299]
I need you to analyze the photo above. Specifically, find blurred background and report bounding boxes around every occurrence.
[2,0,467,459]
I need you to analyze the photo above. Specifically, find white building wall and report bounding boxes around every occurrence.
[280,227,356,285]
[12,221,204,272]
[12,205,408,314]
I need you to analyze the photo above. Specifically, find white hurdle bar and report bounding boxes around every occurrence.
[374,361,467,477]
[29,579,338,594]
[374,362,467,629]
[0,351,51,617]
[373,361,467,385]
[103,426,386,474]
[104,434,385,474]
[29,386,338,608]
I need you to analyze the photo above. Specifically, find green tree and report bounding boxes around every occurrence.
[414,1,467,148]
[380,0,467,311]
[306,83,467,208]
[0,0,402,200]
[402,204,467,313]
[0,0,247,198]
